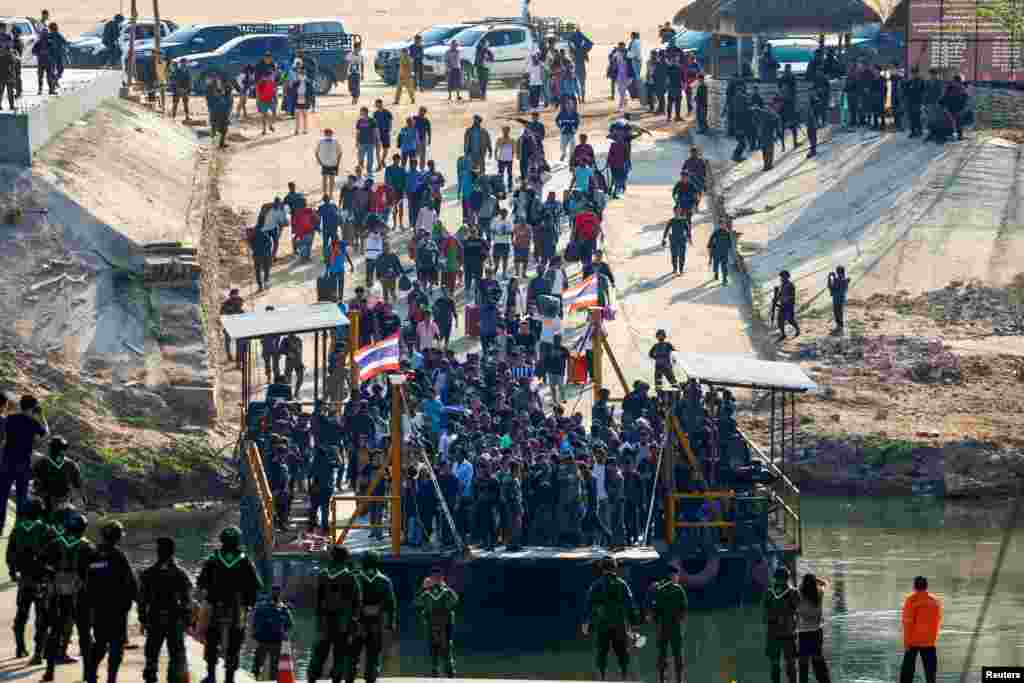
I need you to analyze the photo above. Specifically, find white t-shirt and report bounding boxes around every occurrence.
[317,137,340,167]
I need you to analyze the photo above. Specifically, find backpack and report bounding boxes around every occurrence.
[54,539,84,596]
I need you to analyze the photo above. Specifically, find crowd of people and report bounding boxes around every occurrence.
[0,9,68,109]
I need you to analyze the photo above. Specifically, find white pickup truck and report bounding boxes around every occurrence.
[419,20,569,88]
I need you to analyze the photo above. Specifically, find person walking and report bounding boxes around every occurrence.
[287,63,314,135]
[582,557,640,681]
[797,573,832,683]
[0,394,49,533]
[900,576,942,683]
[556,98,580,161]
[373,99,394,172]
[354,107,381,177]
[662,207,692,275]
[255,72,276,135]
[474,38,494,100]
[41,511,93,682]
[827,266,849,334]
[773,270,800,341]
[569,27,592,102]
[347,42,365,105]
[445,40,463,101]
[409,34,425,89]
[7,497,56,664]
[249,214,274,291]
[169,60,191,120]
[206,75,233,149]
[349,551,398,683]
[394,48,415,104]
[648,565,688,683]
[415,567,459,678]
[251,585,293,681]
[764,566,800,683]
[316,128,342,198]
[463,114,492,173]
[707,222,732,285]
[413,107,431,167]
[139,538,193,683]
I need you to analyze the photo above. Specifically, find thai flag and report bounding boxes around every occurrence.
[562,274,599,313]
[353,334,401,383]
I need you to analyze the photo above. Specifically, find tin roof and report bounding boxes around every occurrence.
[673,352,818,392]
[675,0,879,34]
[221,303,348,340]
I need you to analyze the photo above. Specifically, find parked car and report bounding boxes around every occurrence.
[765,38,817,76]
[133,24,262,84]
[374,22,475,85]
[673,29,755,78]
[420,19,570,89]
[67,19,174,67]
[179,28,355,95]
[1,16,41,66]
[847,22,905,67]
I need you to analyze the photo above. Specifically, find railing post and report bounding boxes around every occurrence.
[665,494,675,545]
[390,375,404,558]
[591,308,604,402]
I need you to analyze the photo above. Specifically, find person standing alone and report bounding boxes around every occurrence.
[900,576,942,683]
[764,566,800,683]
[316,128,342,198]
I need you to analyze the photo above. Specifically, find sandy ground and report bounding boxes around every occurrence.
[53,1,669,51]
[204,71,749,421]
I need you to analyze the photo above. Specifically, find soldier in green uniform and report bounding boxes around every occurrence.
[32,437,84,522]
[414,567,459,678]
[139,538,193,683]
[6,497,57,663]
[196,527,263,683]
[582,557,640,681]
[307,545,362,683]
[41,510,95,682]
[348,551,397,683]
[764,566,800,683]
[648,565,688,683]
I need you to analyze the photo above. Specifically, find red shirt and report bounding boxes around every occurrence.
[292,208,316,239]
[255,78,276,103]
[574,210,600,241]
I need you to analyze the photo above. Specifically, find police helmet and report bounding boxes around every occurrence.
[20,497,44,520]
[64,512,88,536]
[220,526,242,547]
[50,436,69,454]
[330,545,350,564]
[362,550,381,570]
[101,519,124,544]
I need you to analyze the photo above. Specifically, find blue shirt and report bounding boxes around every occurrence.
[327,240,349,274]
[318,202,340,235]
[398,127,417,153]
[574,166,594,193]
[372,109,394,138]
[423,398,443,434]
[454,460,474,498]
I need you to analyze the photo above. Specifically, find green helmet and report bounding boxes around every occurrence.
[220,526,242,548]
[64,512,88,536]
[101,520,124,544]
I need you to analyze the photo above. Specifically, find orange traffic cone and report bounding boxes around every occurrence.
[277,639,296,683]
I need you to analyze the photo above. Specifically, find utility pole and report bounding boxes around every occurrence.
[152,0,164,109]
[126,0,138,87]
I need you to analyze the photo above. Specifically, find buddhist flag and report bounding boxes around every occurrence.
[562,274,599,313]
[353,334,400,383]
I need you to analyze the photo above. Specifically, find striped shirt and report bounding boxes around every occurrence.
[511,364,534,380]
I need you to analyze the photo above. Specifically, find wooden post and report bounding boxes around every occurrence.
[127,0,138,86]
[389,375,404,557]
[590,308,603,402]
[349,310,360,394]
[152,0,164,109]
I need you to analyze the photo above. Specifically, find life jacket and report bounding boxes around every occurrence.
[54,536,84,596]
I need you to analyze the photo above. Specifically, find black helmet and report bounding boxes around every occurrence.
[362,550,380,570]
[50,436,69,454]
[220,526,242,547]
[773,566,791,583]
[21,497,44,520]
[64,512,88,536]
[101,519,124,544]
[330,545,350,564]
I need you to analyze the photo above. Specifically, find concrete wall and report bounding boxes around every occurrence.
[0,70,122,165]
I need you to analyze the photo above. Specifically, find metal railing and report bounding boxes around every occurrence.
[242,442,276,552]
[329,494,397,545]
[738,428,803,552]
[665,491,736,545]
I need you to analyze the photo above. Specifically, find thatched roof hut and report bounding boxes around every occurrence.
[674,0,881,35]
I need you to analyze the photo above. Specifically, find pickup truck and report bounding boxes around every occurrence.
[178,29,357,95]
[419,18,572,88]
[374,22,475,85]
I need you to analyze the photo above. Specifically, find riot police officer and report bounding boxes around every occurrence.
[82,520,137,683]
[32,436,84,522]
[196,527,263,683]
[349,551,397,683]
[6,496,56,663]
[648,565,688,683]
[139,537,193,683]
[42,510,95,682]
[307,545,362,683]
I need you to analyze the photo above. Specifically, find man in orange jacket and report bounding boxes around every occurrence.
[900,576,942,683]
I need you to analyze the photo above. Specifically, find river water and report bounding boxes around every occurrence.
[125,495,1023,681]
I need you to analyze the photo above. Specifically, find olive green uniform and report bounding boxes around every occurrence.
[349,569,397,683]
[764,585,800,683]
[308,564,362,683]
[584,571,640,679]
[7,517,57,659]
[649,579,688,683]
[414,582,459,677]
[196,549,263,683]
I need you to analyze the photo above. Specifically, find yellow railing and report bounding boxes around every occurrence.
[665,491,736,545]
[245,443,276,552]
[329,494,398,546]
[737,428,802,551]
